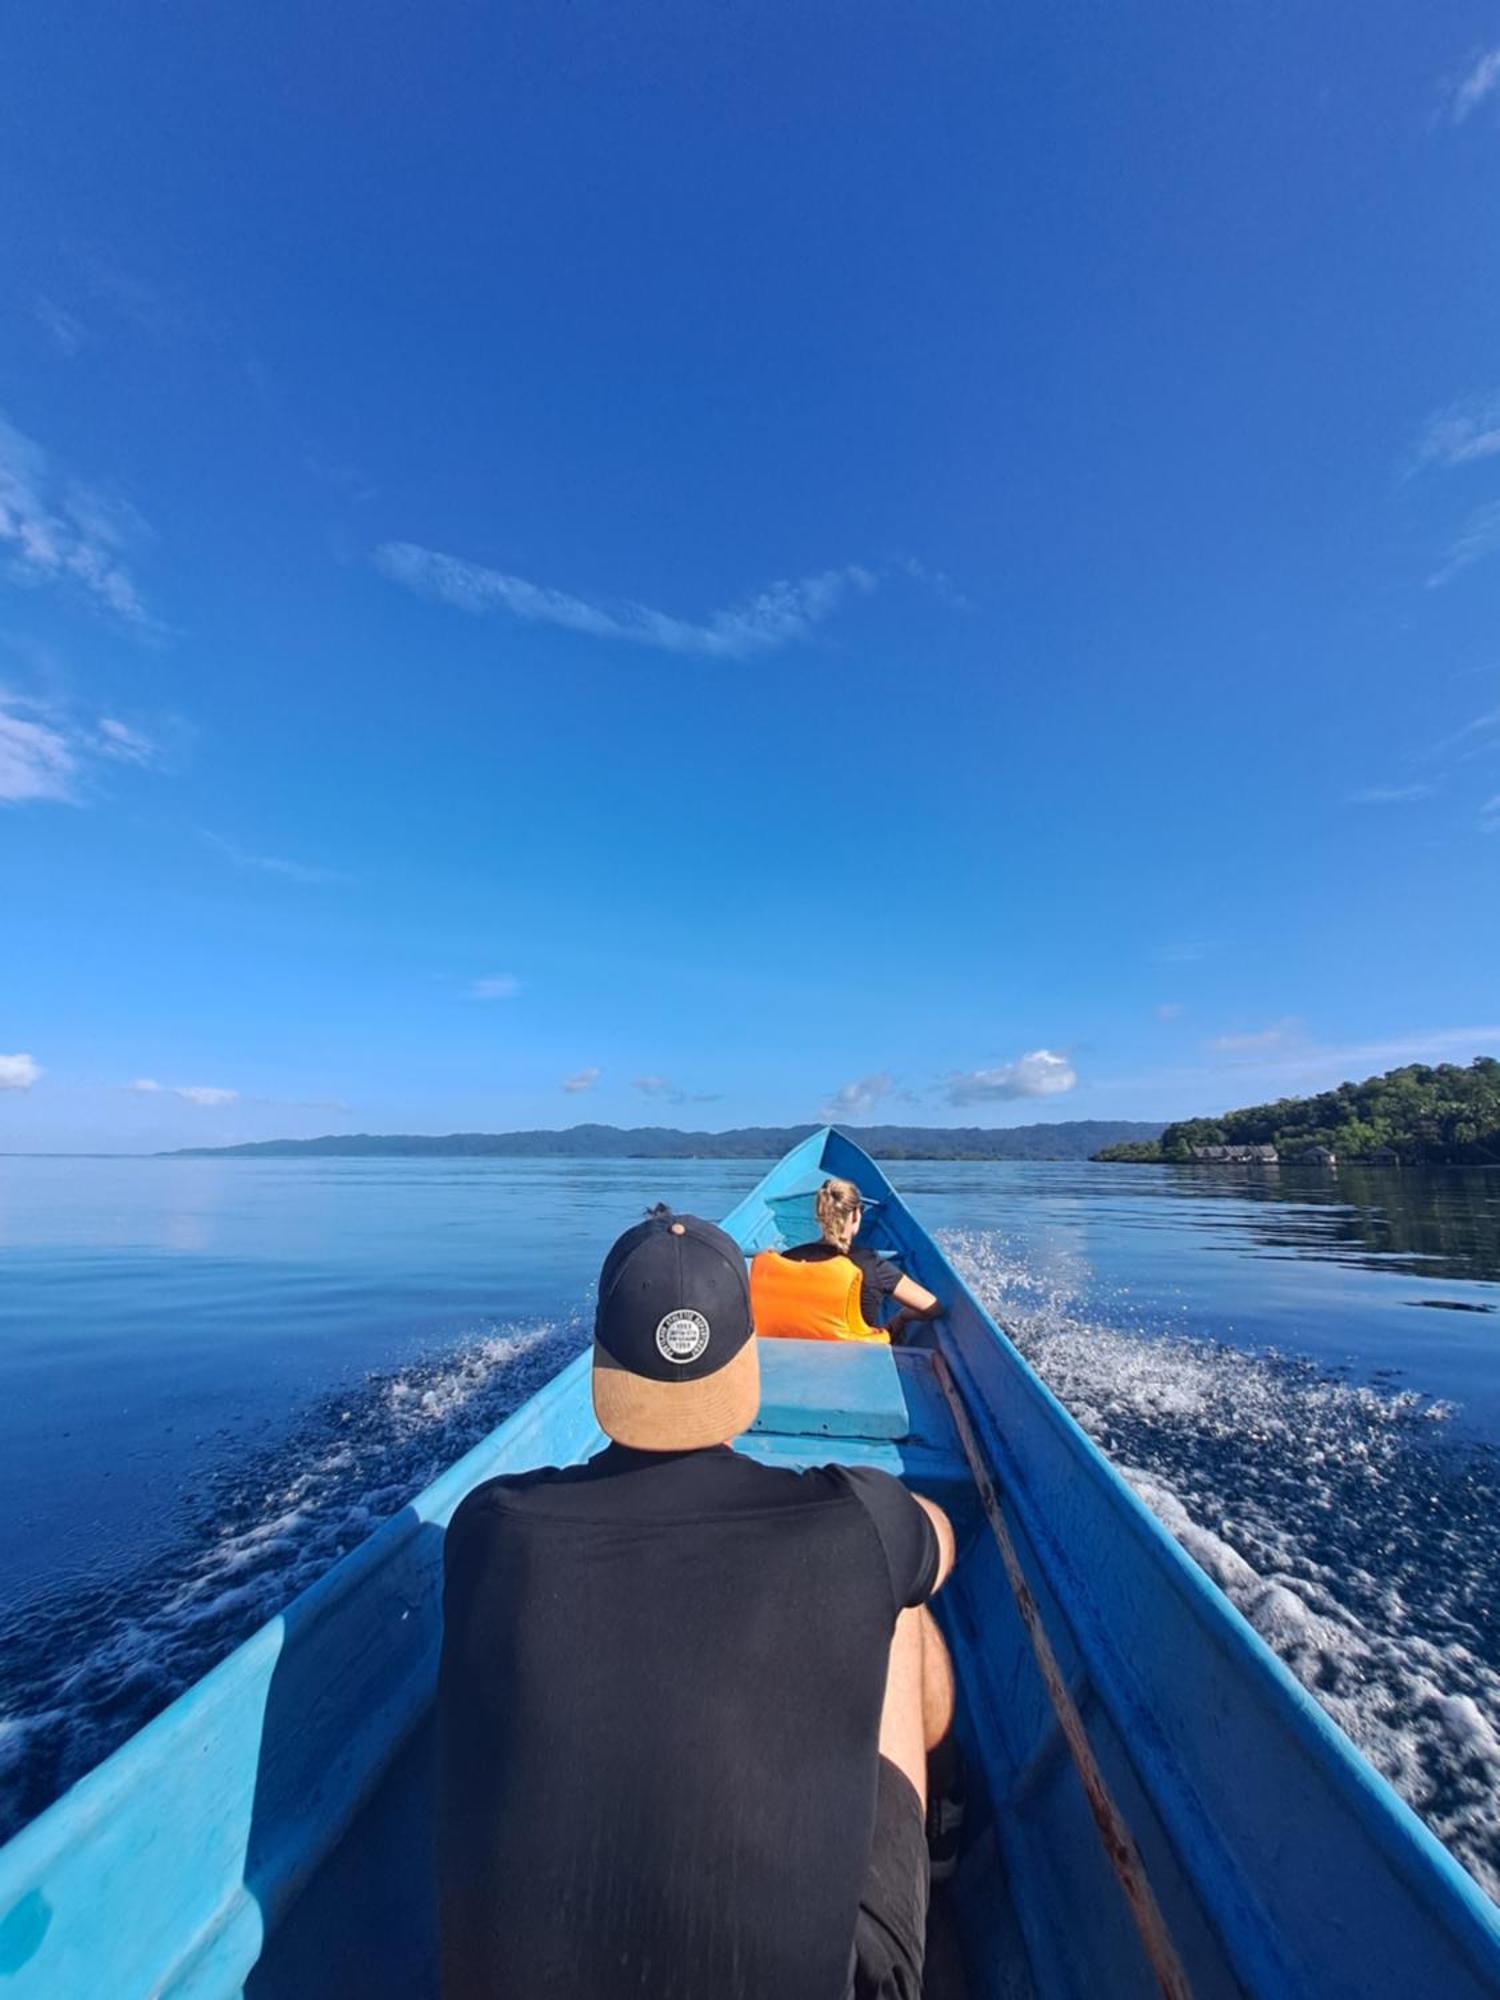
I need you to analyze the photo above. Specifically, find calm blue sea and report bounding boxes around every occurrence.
[1,1155,1498,1895]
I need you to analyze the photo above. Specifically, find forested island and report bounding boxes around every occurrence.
[1094,1059,1500,1166]
[166,1119,1162,1163]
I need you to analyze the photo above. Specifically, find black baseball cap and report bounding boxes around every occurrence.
[592,1209,760,1449]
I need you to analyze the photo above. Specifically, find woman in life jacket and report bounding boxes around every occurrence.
[750,1177,942,1344]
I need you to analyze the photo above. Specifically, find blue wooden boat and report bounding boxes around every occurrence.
[3,1128,1499,1997]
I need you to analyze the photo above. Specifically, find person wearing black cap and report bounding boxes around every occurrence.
[437,1205,956,2000]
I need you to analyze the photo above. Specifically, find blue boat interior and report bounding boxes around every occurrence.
[3,1129,1500,1998]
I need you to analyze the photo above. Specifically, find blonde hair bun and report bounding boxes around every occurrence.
[815,1177,863,1249]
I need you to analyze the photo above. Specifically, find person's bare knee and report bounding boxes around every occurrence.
[918,1605,955,1752]
[877,1607,929,1808]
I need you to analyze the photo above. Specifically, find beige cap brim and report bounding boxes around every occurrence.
[591,1335,761,1451]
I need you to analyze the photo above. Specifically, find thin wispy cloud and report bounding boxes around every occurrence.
[821,1072,894,1122]
[1259,1027,1500,1084]
[1410,391,1500,473]
[1424,702,1500,766]
[0,1053,42,1091]
[946,1050,1077,1106]
[471,973,521,999]
[125,1079,238,1106]
[1345,783,1434,806]
[376,541,879,660]
[1444,47,1500,126]
[0,699,78,803]
[0,696,171,804]
[1481,794,1500,833]
[0,694,164,805]
[897,556,973,612]
[1428,501,1500,587]
[562,1067,602,1094]
[1097,1026,1500,1106]
[1155,1002,1185,1022]
[202,832,347,886]
[0,412,154,627]
[1207,1019,1299,1055]
[632,1075,722,1106]
[32,295,88,357]
[305,454,379,505]
[79,256,178,339]
[96,717,160,767]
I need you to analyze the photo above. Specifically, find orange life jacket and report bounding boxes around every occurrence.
[749,1248,890,1344]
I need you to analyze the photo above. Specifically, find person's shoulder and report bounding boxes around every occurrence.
[696,1451,853,1509]
[849,1244,902,1286]
[447,1464,573,1535]
[780,1241,831,1263]
[826,1465,941,1606]
[682,1452,885,1519]
[822,1462,915,1511]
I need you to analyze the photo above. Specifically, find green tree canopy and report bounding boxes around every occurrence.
[1095,1058,1500,1165]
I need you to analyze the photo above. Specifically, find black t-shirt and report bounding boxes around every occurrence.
[437,1443,939,2000]
[782,1241,904,1329]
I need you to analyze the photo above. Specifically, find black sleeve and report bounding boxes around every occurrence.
[852,1246,903,1298]
[835,1464,941,1611]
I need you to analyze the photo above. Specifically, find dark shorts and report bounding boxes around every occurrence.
[850,1757,928,2000]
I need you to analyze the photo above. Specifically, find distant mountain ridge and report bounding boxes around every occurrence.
[164,1119,1163,1162]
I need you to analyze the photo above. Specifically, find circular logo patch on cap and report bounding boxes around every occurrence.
[655,1308,711,1365]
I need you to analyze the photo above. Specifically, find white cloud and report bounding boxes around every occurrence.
[821,1072,895,1122]
[946,1050,1077,1106]
[1345,783,1434,806]
[0,700,79,803]
[1481,794,1500,832]
[0,697,176,805]
[123,1077,237,1106]
[0,693,171,806]
[0,412,153,626]
[562,1067,601,1094]
[203,833,346,886]
[1428,501,1500,587]
[376,542,879,660]
[471,973,521,999]
[1411,391,1500,472]
[1156,1002,1185,1022]
[0,1053,41,1091]
[1445,47,1500,125]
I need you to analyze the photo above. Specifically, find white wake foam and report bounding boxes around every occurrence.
[0,1316,586,1840]
[942,1228,1500,1904]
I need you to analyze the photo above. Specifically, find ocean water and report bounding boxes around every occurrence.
[0,1155,1497,1900]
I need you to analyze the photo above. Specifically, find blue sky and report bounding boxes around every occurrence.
[3,3,1500,1150]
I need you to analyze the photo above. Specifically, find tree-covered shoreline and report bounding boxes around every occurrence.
[1094,1059,1500,1166]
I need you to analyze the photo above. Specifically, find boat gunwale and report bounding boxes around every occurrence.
[809,1127,1500,1978]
